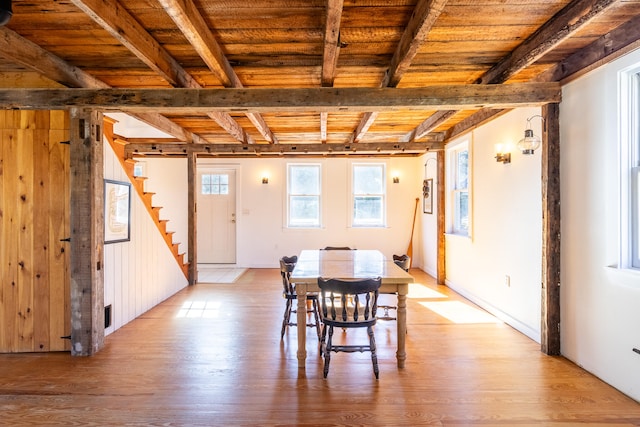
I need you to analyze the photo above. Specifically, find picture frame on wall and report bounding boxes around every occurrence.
[104,179,131,244]
[423,178,433,214]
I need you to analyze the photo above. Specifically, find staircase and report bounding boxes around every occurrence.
[103,117,189,279]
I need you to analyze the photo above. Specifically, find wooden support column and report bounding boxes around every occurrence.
[69,108,104,356]
[436,150,446,285]
[187,151,197,285]
[541,103,561,355]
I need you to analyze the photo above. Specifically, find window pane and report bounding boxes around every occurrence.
[219,184,229,195]
[633,168,640,267]
[456,150,469,189]
[202,174,211,185]
[455,191,469,234]
[354,196,383,224]
[290,196,319,226]
[290,166,319,194]
[220,174,228,185]
[212,174,220,184]
[353,165,383,194]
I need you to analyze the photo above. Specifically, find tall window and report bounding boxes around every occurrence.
[627,71,640,268]
[288,164,321,227]
[352,163,385,227]
[448,141,470,236]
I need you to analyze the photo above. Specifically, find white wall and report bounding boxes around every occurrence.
[142,156,424,268]
[444,108,543,342]
[560,48,640,401]
[103,141,188,336]
[420,152,439,277]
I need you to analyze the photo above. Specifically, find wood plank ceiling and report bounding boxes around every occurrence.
[0,0,639,156]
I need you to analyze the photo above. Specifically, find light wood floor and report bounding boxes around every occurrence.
[1,268,639,426]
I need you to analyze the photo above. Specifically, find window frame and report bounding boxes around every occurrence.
[621,68,640,269]
[286,163,322,228]
[351,162,387,228]
[447,138,471,237]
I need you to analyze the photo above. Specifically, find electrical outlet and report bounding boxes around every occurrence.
[505,275,511,287]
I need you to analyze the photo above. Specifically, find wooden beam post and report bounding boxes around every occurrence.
[436,150,446,285]
[187,152,197,285]
[69,108,104,356]
[541,103,561,355]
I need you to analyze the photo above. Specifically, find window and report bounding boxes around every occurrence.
[201,173,229,195]
[448,141,470,236]
[288,164,321,227]
[624,70,640,268]
[352,163,385,227]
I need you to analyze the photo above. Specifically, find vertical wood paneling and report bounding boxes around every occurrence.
[0,110,69,353]
[49,111,70,351]
[33,126,50,351]
[102,140,188,337]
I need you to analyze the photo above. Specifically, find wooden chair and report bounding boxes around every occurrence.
[280,256,321,340]
[318,277,382,379]
[378,254,411,321]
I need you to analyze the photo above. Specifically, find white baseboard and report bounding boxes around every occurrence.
[445,279,541,343]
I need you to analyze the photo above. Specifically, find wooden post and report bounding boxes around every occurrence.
[69,109,104,356]
[436,150,446,285]
[187,151,197,285]
[541,103,561,355]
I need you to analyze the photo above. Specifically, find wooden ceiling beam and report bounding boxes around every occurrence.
[71,0,255,144]
[124,141,444,157]
[383,0,449,88]
[477,0,619,85]
[0,83,561,112]
[157,0,278,144]
[0,27,199,143]
[444,9,640,143]
[321,0,344,88]
[537,13,640,84]
[320,0,345,143]
[350,0,448,143]
[404,0,620,142]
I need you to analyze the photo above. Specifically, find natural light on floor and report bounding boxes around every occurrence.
[419,301,503,324]
[176,300,222,318]
[407,283,448,299]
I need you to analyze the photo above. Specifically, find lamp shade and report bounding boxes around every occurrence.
[517,129,540,155]
[0,0,12,27]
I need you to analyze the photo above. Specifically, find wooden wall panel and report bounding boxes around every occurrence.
[0,110,70,353]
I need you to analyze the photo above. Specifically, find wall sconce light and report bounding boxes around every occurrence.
[392,176,400,184]
[262,176,269,184]
[517,115,545,155]
[495,144,511,164]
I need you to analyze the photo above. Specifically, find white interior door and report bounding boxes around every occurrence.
[197,168,237,263]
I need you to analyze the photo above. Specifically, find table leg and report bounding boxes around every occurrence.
[396,284,408,368]
[297,283,308,369]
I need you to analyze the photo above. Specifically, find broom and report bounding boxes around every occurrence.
[406,197,420,267]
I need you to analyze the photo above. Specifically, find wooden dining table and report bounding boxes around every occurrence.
[290,249,414,370]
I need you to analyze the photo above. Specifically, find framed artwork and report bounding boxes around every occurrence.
[423,178,433,214]
[104,179,131,244]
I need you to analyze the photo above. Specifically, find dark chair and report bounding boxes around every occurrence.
[321,246,353,250]
[280,256,321,341]
[318,277,382,379]
[393,254,411,272]
[378,254,411,321]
